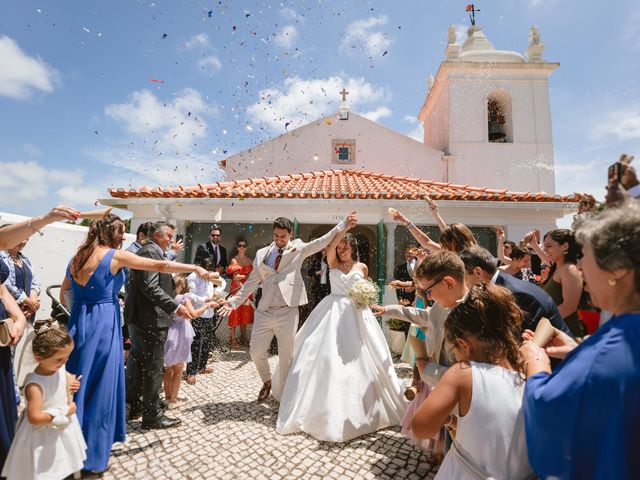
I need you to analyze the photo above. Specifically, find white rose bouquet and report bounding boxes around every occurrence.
[347,278,380,309]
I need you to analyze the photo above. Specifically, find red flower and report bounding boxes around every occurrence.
[466,4,473,11]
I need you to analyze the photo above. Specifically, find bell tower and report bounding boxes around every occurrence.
[418,24,559,194]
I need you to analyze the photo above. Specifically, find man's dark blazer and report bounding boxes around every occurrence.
[394,262,416,304]
[124,242,178,330]
[307,252,331,304]
[194,241,228,269]
[495,271,573,337]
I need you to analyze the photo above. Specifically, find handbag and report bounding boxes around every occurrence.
[0,317,14,347]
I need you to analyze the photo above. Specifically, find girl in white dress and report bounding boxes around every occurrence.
[275,220,406,442]
[2,319,86,480]
[412,283,534,480]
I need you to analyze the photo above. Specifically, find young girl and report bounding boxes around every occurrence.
[411,283,533,479]
[163,275,218,408]
[2,319,86,480]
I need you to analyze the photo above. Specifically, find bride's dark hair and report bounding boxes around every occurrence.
[337,233,359,262]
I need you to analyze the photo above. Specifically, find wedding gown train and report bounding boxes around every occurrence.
[274,269,406,442]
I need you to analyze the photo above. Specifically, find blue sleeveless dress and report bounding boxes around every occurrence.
[0,260,17,471]
[66,249,126,471]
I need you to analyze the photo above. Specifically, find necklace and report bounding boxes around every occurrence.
[337,261,355,273]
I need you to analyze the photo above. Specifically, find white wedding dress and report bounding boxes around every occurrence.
[275,269,406,442]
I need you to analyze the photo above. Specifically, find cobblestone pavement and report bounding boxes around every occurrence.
[106,349,439,479]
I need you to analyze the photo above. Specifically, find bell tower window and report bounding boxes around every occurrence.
[487,91,513,143]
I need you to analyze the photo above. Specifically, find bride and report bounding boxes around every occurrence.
[274,218,406,442]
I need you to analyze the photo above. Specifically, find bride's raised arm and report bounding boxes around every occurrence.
[326,213,357,269]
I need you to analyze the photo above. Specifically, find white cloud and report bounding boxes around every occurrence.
[453,24,467,44]
[198,55,222,72]
[99,88,223,185]
[341,16,392,57]
[402,116,423,142]
[0,160,98,209]
[592,105,640,141]
[0,36,59,100]
[247,76,391,133]
[21,143,42,157]
[184,33,210,49]
[274,25,298,49]
[280,7,305,23]
[362,106,392,122]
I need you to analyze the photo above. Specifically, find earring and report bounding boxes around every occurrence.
[608,277,617,286]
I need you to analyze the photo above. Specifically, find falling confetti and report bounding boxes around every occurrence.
[207,10,213,17]
[162,33,168,39]
[325,119,332,125]
[149,78,165,83]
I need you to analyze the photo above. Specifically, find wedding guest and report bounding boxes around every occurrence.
[412,283,533,479]
[394,245,418,306]
[525,229,586,336]
[390,206,477,254]
[306,248,331,309]
[227,240,254,348]
[165,224,183,261]
[0,205,76,473]
[163,275,217,409]
[185,258,226,384]
[520,201,640,479]
[194,225,228,273]
[0,236,41,323]
[1,320,86,480]
[459,246,572,336]
[61,217,206,473]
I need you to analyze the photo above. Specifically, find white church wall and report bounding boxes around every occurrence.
[223,113,442,181]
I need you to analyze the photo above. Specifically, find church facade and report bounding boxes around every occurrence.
[103,24,582,292]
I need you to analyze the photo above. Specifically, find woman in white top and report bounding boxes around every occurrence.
[412,283,533,480]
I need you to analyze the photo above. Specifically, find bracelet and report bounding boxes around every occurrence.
[27,218,44,237]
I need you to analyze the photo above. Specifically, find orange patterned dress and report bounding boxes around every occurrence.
[227,264,254,327]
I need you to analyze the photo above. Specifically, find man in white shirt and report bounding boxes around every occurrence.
[185,258,226,385]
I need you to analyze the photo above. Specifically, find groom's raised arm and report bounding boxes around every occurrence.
[298,212,356,259]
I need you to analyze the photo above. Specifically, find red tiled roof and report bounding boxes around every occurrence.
[109,169,582,203]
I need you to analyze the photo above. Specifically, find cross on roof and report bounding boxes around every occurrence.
[340,88,349,102]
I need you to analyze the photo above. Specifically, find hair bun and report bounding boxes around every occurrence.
[34,318,60,335]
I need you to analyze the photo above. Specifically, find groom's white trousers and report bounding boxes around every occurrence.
[250,306,299,393]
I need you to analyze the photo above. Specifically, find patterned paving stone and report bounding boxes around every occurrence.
[105,349,439,479]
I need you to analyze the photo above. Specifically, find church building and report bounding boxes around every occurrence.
[103,24,582,292]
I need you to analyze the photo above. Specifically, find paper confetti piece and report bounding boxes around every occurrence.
[325,119,332,125]
[149,78,165,83]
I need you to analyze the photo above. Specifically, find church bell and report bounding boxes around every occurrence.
[488,120,506,141]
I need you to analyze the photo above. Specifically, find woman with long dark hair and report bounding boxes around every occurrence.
[60,215,206,475]
[526,229,585,336]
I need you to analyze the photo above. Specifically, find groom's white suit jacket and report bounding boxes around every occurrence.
[227,221,345,312]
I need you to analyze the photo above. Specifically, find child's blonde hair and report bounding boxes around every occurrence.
[173,274,189,295]
[32,319,73,359]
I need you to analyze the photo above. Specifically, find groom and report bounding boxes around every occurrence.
[218,213,357,401]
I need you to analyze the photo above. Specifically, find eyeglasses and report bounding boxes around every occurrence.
[419,277,445,297]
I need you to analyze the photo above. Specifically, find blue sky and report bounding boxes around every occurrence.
[1,0,638,218]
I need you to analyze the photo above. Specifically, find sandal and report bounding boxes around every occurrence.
[185,375,196,385]
[257,380,271,402]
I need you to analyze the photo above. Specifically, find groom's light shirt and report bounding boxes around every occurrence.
[263,242,292,308]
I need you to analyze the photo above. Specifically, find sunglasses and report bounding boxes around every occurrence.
[419,276,445,297]
[210,234,221,237]
[237,244,247,248]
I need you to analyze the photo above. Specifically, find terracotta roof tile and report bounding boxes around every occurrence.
[109,169,583,203]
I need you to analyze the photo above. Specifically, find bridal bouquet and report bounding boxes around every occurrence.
[347,278,380,309]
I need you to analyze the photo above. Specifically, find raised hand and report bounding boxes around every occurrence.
[389,208,411,226]
[495,225,505,240]
[345,211,358,229]
[46,205,81,222]
[172,238,184,253]
[425,196,438,211]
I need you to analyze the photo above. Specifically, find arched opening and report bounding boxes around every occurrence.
[486,90,513,143]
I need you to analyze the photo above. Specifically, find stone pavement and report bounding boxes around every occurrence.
[106,349,439,479]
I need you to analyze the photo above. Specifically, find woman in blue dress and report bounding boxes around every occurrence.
[520,201,640,479]
[60,215,208,474]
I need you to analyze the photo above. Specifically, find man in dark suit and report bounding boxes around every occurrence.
[306,248,331,309]
[459,246,573,336]
[194,224,228,273]
[125,222,203,429]
[394,245,418,306]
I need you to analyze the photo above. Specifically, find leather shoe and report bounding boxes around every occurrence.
[141,415,182,430]
[257,380,271,402]
[128,408,142,421]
